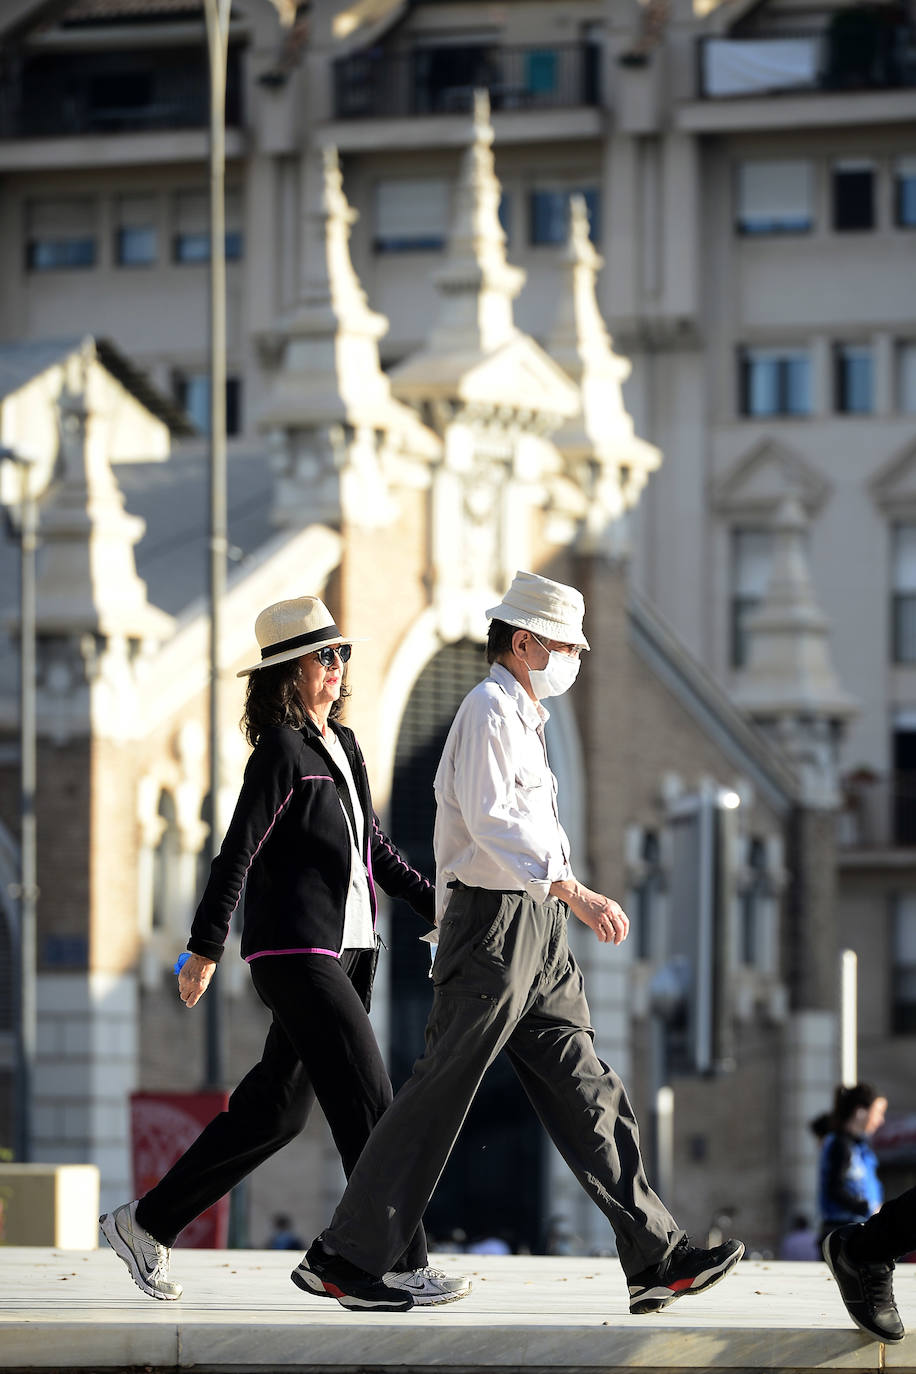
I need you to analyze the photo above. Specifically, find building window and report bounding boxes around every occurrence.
[174,373,241,436]
[893,725,916,847]
[835,343,874,414]
[498,192,511,241]
[116,194,158,266]
[736,160,813,235]
[731,528,771,668]
[529,186,600,246]
[173,188,244,263]
[892,525,916,664]
[739,838,768,966]
[633,830,665,961]
[739,347,811,417]
[832,160,875,231]
[892,894,916,1033]
[894,157,916,228]
[898,342,916,413]
[26,196,96,271]
[374,178,448,253]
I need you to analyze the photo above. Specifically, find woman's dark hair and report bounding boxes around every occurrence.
[832,1081,877,1128]
[809,1111,832,1142]
[242,655,350,746]
[486,618,520,665]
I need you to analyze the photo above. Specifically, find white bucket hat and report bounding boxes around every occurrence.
[486,570,590,650]
[237,595,365,676]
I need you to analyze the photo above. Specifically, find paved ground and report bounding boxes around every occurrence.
[1,1248,915,1372]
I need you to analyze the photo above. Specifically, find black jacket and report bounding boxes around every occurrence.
[188,719,434,964]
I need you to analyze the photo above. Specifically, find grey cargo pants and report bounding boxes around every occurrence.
[322,885,683,1279]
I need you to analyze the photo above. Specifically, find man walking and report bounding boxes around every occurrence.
[297,571,745,1313]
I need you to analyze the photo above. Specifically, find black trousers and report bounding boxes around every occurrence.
[135,950,427,1271]
[851,1186,916,1265]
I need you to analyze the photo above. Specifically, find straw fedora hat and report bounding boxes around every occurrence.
[486,570,590,650]
[236,596,364,676]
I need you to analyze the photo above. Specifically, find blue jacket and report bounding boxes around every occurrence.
[819,1130,883,1227]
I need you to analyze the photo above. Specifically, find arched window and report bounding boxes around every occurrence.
[151,791,179,932]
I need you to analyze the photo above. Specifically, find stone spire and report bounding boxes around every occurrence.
[259,144,403,429]
[391,92,579,421]
[732,491,857,805]
[35,362,172,644]
[258,143,439,528]
[425,89,525,358]
[548,194,661,542]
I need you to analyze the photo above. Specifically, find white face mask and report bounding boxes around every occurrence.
[526,634,581,699]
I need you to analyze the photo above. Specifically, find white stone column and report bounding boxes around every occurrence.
[781,1010,836,1224]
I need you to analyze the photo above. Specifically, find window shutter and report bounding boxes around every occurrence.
[738,161,811,225]
[117,194,157,228]
[175,190,208,235]
[27,196,96,235]
[376,179,448,241]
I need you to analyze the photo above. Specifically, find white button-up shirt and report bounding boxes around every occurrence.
[433,662,571,923]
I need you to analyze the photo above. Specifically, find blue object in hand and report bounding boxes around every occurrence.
[174,951,192,975]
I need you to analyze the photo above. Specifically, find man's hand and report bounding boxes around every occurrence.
[549,877,629,945]
[179,954,217,1007]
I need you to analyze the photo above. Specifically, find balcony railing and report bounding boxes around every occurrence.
[837,773,916,850]
[0,47,243,139]
[333,43,601,121]
[699,24,916,98]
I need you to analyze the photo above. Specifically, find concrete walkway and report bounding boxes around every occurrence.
[1,1248,914,1372]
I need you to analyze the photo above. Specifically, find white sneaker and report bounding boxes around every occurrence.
[382,1265,471,1305]
[99,1201,183,1301]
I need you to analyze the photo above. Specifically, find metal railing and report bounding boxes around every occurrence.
[699,26,916,99]
[0,49,243,138]
[837,774,916,849]
[333,43,601,120]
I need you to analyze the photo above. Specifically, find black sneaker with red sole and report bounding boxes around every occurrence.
[291,1241,415,1312]
[628,1236,745,1314]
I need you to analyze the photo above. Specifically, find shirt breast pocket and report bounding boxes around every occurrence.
[514,768,544,792]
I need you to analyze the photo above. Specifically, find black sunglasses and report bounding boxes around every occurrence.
[314,643,352,668]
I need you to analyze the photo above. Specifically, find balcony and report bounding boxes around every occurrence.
[333,43,601,121]
[837,772,916,850]
[699,20,916,99]
[0,47,243,139]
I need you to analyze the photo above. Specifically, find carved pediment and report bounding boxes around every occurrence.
[393,334,580,424]
[710,439,830,519]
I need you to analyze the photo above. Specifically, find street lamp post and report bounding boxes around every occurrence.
[203,0,232,1092]
[1,446,39,1162]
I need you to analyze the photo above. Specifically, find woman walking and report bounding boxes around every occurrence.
[100,595,468,1307]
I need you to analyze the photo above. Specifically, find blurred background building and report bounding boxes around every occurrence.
[0,0,914,1255]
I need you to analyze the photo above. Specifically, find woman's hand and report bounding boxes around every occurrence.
[179,954,217,1007]
[549,877,629,945]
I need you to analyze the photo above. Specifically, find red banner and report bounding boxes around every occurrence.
[130,1091,230,1248]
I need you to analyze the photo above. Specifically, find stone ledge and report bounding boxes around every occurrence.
[0,1249,909,1372]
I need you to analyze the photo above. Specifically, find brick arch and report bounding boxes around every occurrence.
[387,638,546,1253]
